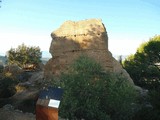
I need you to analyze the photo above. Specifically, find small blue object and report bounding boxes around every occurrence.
[39,87,63,100]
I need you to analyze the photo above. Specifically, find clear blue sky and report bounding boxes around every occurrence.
[0,0,160,58]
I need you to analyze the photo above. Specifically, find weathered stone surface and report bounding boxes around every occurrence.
[0,104,35,120]
[50,19,108,56]
[112,57,134,84]
[44,19,134,84]
[0,70,45,114]
[45,50,113,78]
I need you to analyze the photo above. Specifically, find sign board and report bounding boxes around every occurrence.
[37,87,63,108]
[36,87,63,120]
[48,99,60,108]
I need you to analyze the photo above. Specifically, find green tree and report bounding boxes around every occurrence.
[0,0,2,8]
[124,35,160,120]
[7,43,42,70]
[123,35,160,89]
[58,55,138,120]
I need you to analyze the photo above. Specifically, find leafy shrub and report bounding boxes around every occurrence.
[57,55,138,120]
[133,88,160,120]
[133,106,160,120]
[7,43,42,70]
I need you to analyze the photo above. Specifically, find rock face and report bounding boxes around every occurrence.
[44,19,133,84]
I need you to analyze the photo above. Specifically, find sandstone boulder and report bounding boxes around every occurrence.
[50,19,108,56]
[44,19,134,84]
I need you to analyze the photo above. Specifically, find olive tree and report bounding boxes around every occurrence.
[7,43,42,70]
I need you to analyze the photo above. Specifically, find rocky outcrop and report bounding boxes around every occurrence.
[0,104,35,120]
[44,19,133,84]
[0,71,45,114]
[50,19,108,55]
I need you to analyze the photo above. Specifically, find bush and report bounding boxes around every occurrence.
[133,88,160,120]
[133,106,160,120]
[7,43,42,70]
[57,55,138,120]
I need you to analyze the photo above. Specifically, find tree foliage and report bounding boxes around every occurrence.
[7,43,42,70]
[123,35,160,120]
[0,0,2,8]
[123,35,160,89]
[58,55,138,120]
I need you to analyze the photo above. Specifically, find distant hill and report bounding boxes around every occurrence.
[42,51,52,58]
[41,51,51,64]
[41,57,50,64]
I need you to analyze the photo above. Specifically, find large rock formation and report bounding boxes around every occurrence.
[44,19,133,84]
